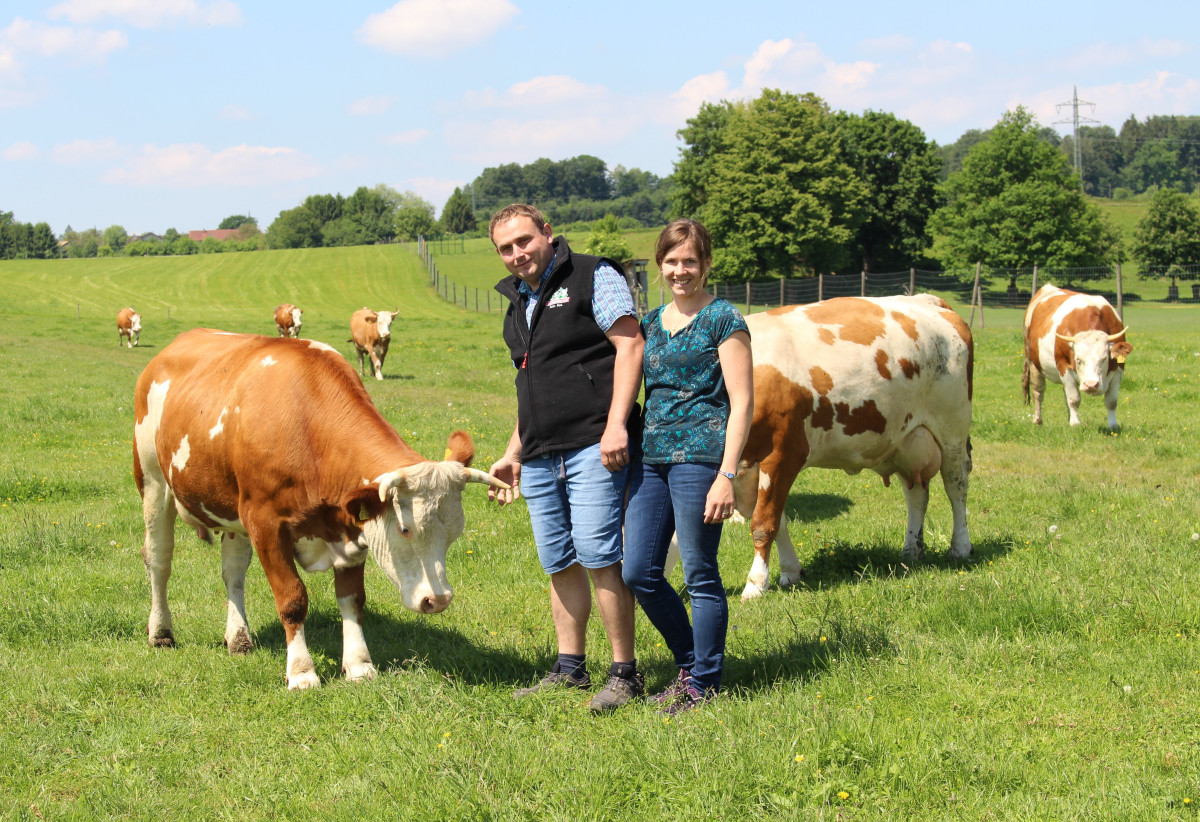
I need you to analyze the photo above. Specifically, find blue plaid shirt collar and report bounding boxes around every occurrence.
[517,256,556,300]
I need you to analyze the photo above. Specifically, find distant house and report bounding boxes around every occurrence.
[129,232,163,243]
[188,229,240,242]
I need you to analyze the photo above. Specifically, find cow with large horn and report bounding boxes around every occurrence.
[133,328,507,689]
[1023,284,1132,431]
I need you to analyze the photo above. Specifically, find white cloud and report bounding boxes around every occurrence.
[3,141,41,160]
[47,0,242,28]
[102,143,321,187]
[358,0,518,58]
[218,104,255,120]
[348,95,398,116]
[1,17,127,61]
[383,129,430,145]
[53,138,123,164]
[463,75,609,109]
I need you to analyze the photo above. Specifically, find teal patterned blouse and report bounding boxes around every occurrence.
[641,299,749,465]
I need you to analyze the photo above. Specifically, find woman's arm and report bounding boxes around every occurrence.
[705,329,753,524]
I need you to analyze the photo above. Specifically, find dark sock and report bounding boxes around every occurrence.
[610,660,637,680]
[555,653,587,680]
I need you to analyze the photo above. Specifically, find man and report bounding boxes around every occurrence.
[488,203,644,713]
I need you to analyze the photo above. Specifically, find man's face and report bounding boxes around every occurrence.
[492,216,555,287]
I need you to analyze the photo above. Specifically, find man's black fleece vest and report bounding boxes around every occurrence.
[495,237,628,462]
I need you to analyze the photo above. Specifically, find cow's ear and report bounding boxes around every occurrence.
[444,430,475,466]
[1112,341,1133,361]
[345,487,384,523]
[366,315,377,324]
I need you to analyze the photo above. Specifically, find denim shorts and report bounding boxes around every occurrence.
[520,442,630,574]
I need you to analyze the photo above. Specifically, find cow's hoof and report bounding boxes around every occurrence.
[149,634,175,649]
[344,662,378,682]
[287,671,321,691]
[225,628,253,655]
[778,571,802,589]
[740,583,766,601]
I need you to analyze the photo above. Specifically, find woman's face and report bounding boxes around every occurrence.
[660,240,711,300]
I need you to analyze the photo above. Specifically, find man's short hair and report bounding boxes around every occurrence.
[655,218,713,266]
[489,204,548,245]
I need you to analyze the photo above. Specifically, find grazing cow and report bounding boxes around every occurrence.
[350,307,399,381]
[719,295,974,599]
[1022,284,1132,431]
[132,328,508,689]
[117,307,142,348]
[274,303,303,337]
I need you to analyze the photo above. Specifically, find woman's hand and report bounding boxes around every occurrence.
[704,473,736,524]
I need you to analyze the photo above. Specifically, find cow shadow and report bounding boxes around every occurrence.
[250,607,531,687]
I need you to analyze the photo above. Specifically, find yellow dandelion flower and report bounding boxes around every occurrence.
[837,791,850,800]
[820,636,827,642]
[795,754,804,762]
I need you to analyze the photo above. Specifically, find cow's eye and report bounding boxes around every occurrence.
[398,524,411,539]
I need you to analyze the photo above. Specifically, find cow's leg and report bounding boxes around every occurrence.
[221,532,255,654]
[335,563,377,682]
[1104,370,1123,431]
[141,483,178,647]
[941,442,973,560]
[1062,373,1084,426]
[743,469,787,600]
[370,350,383,381]
[248,521,318,689]
[132,332,139,347]
[1029,364,1046,425]
[900,480,930,562]
[774,511,803,588]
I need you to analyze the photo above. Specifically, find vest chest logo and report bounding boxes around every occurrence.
[545,287,571,308]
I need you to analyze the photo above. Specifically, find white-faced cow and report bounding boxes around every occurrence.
[1022,284,1132,431]
[350,307,399,381]
[722,295,974,599]
[117,307,142,348]
[133,328,508,689]
[274,303,303,337]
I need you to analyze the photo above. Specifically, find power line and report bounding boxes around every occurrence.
[1053,86,1101,177]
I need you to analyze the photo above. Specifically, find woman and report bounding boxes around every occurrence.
[623,219,753,713]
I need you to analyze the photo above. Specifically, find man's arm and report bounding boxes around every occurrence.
[600,314,644,472]
[488,422,523,504]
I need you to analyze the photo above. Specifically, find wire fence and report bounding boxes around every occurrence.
[415,236,1200,322]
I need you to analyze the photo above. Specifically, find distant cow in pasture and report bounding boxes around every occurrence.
[274,303,303,337]
[686,295,974,600]
[117,307,142,348]
[132,328,508,689]
[350,307,399,381]
[1022,284,1132,431]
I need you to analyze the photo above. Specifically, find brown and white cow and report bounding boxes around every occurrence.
[274,303,303,337]
[1022,284,1132,431]
[350,307,398,381]
[133,328,507,689]
[117,307,142,348]
[721,295,974,599]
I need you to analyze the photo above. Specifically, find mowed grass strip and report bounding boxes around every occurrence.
[1,247,1198,820]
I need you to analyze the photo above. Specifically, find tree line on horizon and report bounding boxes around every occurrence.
[3,101,1199,283]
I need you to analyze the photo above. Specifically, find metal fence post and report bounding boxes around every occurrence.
[861,270,866,297]
[910,268,915,296]
[1116,263,1124,320]
[818,273,824,302]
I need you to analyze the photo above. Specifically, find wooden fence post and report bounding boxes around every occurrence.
[780,278,785,307]
[745,282,750,311]
[969,262,982,327]
[1116,263,1124,320]
[861,270,866,297]
[910,268,916,296]
[1031,264,1038,296]
[818,273,824,302]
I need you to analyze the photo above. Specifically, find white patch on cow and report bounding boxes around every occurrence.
[743,555,770,600]
[286,625,320,690]
[376,311,396,338]
[294,536,334,572]
[208,407,228,439]
[214,332,241,336]
[134,380,171,468]
[260,356,277,367]
[338,594,376,682]
[200,503,242,531]
[307,340,338,355]
[170,434,190,476]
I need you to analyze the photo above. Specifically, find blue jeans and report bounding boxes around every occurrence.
[521,443,630,574]
[623,461,728,692]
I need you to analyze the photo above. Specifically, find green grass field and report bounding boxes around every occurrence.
[2,244,1199,820]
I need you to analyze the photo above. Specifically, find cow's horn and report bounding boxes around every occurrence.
[1055,332,1076,343]
[463,467,511,491]
[1107,325,1130,342]
[377,470,406,501]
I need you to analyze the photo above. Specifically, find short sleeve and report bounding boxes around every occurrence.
[591,263,637,332]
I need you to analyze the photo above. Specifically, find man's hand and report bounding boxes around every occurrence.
[488,457,522,505]
[599,424,630,473]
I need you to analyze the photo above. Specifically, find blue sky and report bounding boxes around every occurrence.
[3,0,1198,236]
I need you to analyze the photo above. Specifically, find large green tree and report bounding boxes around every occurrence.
[392,191,437,241]
[834,110,940,272]
[678,89,868,280]
[440,187,477,234]
[929,107,1120,271]
[581,213,632,262]
[218,214,255,230]
[1130,188,1200,288]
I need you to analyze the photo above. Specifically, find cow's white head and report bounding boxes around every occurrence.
[375,310,398,340]
[291,308,303,331]
[350,437,507,615]
[1057,327,1131,394]
[130,312,142,333]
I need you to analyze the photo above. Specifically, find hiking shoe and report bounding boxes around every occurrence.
[650,668,693,705]
[659,683,713,716]
[588,672,645,713]
[513,669,591,699]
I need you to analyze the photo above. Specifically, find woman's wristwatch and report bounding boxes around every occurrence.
[718,470,735,480]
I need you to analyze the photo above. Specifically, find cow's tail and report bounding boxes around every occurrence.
[1021,357,1031,405]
